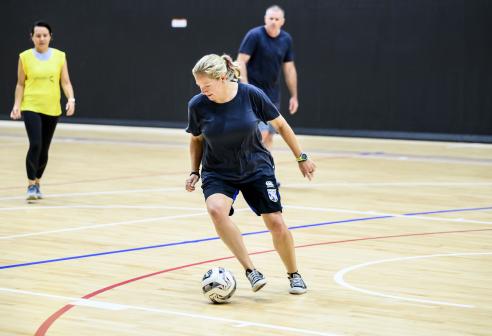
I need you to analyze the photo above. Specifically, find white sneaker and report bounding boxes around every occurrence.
[246,269,267,292]
[26,185,37,200]
[35,184,43,199]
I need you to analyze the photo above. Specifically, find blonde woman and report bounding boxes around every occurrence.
[10,21,75,200]
[185,54,315,294]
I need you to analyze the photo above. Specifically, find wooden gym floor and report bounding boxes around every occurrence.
[0,121,491,336]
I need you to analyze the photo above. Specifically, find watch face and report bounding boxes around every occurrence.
[298,153,308,161]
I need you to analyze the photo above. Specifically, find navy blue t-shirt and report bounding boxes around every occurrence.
[186,83,280,182]
[239,26,294,105]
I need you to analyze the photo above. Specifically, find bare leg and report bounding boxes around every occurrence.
[206,193,255,270]
[262,212,298,273]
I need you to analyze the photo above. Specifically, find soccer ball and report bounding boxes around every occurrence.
[202,267,237,303]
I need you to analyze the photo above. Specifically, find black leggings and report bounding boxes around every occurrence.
[22,111,59,180]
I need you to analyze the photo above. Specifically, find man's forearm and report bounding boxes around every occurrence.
[284,66,298,98]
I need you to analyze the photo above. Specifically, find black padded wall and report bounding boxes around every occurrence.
[1,0,491,140]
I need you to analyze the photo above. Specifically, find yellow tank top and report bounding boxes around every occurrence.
[20,48,66,116]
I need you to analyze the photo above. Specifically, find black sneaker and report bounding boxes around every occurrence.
[246,269,267,292]
[288,272,307,294]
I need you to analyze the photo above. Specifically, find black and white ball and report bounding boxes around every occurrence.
[201,267,237,303]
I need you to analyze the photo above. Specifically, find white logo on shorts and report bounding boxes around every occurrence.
[265,181,275,188]
[267,189,278,202]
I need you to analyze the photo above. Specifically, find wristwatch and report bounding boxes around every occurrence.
[296,152,308,162]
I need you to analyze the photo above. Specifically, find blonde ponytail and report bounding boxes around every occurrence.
[192,54,240,81]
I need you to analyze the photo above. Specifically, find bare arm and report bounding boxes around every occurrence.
[282,61,299,114]
[185,134,204,192]
[61,61,75,116]
[10,58,25,120]
[237,53,251,83]
[269,115,316,180]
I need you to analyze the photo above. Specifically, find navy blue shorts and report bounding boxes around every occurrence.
[202,175,282,216]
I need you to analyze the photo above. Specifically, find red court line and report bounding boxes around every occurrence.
[35,228,492,335]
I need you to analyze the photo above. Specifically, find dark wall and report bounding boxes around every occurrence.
[1,0,491,139]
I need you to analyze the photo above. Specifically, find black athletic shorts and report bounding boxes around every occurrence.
[202,175,282,216]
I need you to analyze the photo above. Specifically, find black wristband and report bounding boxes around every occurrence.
[190,171,200,178]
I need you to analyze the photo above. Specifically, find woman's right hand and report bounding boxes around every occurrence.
[10,106,21,120]
[185,174,200,192]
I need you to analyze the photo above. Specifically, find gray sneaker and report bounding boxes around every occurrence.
[35,183,43,199]
[288,273,307,294]
[26,185,37,200]
[246,269,267,292]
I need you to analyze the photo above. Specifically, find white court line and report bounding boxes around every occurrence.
[308,152,492,165]
[5,119,491,148]
[447,143,492,149]
[2,131,492,165]
[1,203,490,240]
[1,181,491,202]
[0,120,185,135]
[0,205,205,212]
[334,252,492,308]
[283,205,492,225]
[0,208,249,240]
[0,136,188,150]
[0,212,207,240]
[0,287,339,336]
[0,187,182,201]
[285,182,492,188]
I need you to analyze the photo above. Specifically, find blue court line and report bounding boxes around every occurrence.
[404,206,492,216]
[1,207,491,270]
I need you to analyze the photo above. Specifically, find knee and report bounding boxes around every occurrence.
[28,141,42,154]
[207,203,229,220]
[268,220,289,236]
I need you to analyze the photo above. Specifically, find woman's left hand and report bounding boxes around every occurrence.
[10,106,21,120]
[298,159,316,180]
[65,101,75,116]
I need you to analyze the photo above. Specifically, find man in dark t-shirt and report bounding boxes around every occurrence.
[238,5,299,150]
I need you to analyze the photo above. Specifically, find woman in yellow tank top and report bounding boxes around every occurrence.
[10,21,76,200]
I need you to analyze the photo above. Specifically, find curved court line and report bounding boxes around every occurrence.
[334,252,492,308]
[33,228,492,336]
[0,288,337,336]
[0,288,336,336]
[1,206,491,269]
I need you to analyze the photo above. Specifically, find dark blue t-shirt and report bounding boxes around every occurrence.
[239,26,294,105]
[186,83,280,182]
